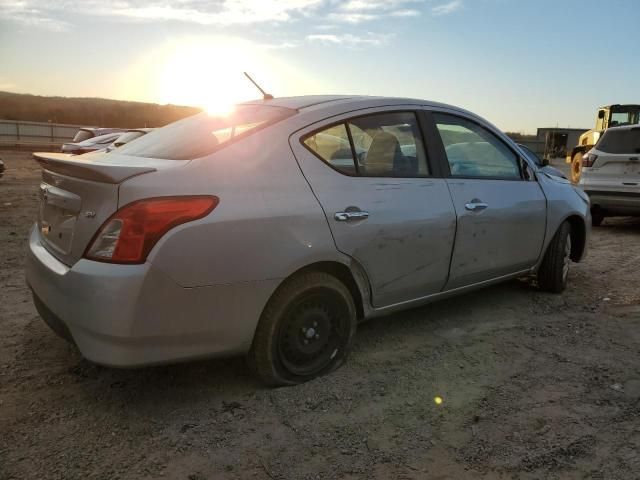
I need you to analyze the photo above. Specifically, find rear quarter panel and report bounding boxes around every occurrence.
[117,121,347,288]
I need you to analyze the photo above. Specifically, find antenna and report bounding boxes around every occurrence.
[243,72,274,100]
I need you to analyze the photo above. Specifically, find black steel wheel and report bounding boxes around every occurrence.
[248,271,357,386]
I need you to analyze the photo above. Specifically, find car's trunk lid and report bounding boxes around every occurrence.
[33,152,186,266]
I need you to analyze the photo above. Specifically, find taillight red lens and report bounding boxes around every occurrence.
[85,196,218,264]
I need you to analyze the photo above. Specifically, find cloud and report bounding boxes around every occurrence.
[0,0,427,29]
[0,0,326,27]
[339,0,423,12]
[306,32,394,47]
[0,0,71,31]
[333,0,423,22]
[326,12,379,24]
[101,0,325,25]
[0,0,422,47]
[431,0,463,16]
[390,9,421,17]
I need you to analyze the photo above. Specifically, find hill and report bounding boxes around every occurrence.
[0,91,201,128]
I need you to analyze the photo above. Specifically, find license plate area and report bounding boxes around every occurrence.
[38,182,81,255]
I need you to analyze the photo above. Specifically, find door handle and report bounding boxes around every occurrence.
[629,157,639,161]
[335,211,369,221]
[465,202,488,212]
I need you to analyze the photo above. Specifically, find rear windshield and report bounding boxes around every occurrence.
[117,105,296,160]
[72,129,93,143]
[114,131,145,146]
[597,128,640,154]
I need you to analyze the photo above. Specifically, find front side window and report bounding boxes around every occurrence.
[597,128,640,154]
[117,105,295,160]
[434,114,521,179]
[303,111,429,177]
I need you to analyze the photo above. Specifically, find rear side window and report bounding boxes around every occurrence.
[597,128,640,154]
[303,111,429,177]
[304,124,355,175]
[434,114,521,179]
[117,105,295,160]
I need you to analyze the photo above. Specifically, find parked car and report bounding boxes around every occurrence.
[518,144,567,179]
[0,158,4,179]
[105,128,153,152]
[61,132,124,155]
[70,127,125,144]
[27,95,590,386]
[578,125,640,225]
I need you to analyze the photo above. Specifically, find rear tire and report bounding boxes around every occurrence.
[247,271,357,386]
[570,151,583,184]
[537,221,572,293]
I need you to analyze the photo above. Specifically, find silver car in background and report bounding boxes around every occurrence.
[578,125,640,225]
[61,132,124,155]
[27,96,590,385]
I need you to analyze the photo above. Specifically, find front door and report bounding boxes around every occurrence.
[431,112,547,289]
[290,109,457,307]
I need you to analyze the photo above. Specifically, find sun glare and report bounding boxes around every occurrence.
[155,38,268,114]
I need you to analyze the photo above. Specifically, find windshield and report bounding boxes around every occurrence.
[72,129,93,143]
[117,105,296,160]
[610,108,640,127]
[519,144,542,166]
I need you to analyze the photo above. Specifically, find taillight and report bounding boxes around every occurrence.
[583,153,598,167]
[84,196,218,264]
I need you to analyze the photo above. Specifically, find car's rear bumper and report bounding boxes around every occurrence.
[26,225,279,367]
[584,190,640,214]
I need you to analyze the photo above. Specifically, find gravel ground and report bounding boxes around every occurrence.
[1,150,639,479]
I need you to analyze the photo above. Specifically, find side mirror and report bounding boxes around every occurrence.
[542,158,550,166]
[598,110,605,119]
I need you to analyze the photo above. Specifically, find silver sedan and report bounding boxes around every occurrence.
[26,95,590,385]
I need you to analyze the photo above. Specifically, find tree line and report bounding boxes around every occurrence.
[0,91,201,128]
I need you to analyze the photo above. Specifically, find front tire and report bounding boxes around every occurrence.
[571,151,583,184]
[537,221,572,293]
[248,271,357,386]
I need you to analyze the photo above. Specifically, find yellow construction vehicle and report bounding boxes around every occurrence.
[568,104,640,183]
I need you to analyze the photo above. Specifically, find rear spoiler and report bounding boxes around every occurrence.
[33,152,157,184]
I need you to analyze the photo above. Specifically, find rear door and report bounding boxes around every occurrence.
[290,109,457,308]
[429,112,547,289]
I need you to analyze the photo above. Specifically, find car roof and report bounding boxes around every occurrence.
[242,95,469,115]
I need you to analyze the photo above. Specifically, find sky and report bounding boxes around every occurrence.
[0,0,639,133]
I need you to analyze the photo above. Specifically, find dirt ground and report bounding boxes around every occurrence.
[1,150,639,480]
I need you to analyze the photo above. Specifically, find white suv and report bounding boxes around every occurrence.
[579,125,640,226]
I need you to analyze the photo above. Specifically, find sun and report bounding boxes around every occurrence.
[155,38,269,114]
